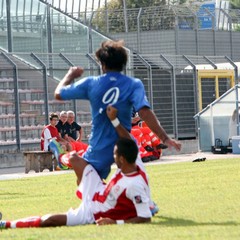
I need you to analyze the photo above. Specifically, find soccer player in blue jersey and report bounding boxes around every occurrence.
[54,40,181,179]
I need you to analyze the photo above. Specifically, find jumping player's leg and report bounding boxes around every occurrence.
[68,151,89,185]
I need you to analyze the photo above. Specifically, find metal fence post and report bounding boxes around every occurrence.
[160,54,178,139]
[219,9,233,59]
[59,53,78,116]
[30,53,49,125]
[183,55,201,142]
[46,3,53,77]
[137,8,142,53]
[203,56,217,69]
[1,52,21,150]
[182,55,198,123]
[88,12,94,54]
[204,7,216,56]
[122,0,128,33]
[105,1,109,34]
[194,13,199,55]
[174,15,179,55]
[6,0,12,52]
[46,3,53,55]
[188,7,199,55]
[225,56,239,135]
[136,54,153,110]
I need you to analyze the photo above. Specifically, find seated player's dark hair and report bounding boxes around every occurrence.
[116,138,138,164]
[49,112,59,121]
[95,40,128,72]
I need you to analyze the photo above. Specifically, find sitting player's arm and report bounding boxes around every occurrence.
[76,128,83,142]
[63,134,69,141]
[106,105,131,140]
[96,216,150,225]
[57,133,69,144]
[67,136,75,142]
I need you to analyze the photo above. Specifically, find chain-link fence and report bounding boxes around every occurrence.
[0,52,93,153]
[0,0,240,154]
[1,1,240,58]
[0,51,238,153]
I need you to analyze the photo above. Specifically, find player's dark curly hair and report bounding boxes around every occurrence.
[116,138,138,164]
[95,40,128,72]
[49,112,59,121]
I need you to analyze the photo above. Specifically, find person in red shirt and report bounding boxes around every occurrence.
[40,112,71,152]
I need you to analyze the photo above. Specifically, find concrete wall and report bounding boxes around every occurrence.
[0,139,199,169]
[0,152,24,168]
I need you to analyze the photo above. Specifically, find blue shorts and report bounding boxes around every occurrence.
[83,145,115,179]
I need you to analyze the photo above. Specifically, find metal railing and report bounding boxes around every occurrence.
[0,51,238,152]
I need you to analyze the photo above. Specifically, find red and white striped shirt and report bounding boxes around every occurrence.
[91,166,152,221]
[40,125,59,151]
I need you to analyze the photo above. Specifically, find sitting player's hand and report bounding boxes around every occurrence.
[106,105,118,121]
[96,217,115,225]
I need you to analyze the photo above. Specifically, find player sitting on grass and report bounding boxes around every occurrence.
[48,105,158,217]
[0,111,152,228]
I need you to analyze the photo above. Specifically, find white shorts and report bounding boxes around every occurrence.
[66,164,105,226]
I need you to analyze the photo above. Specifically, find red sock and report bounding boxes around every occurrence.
[0,221,11,228]
[10,216,41,228]
[60,152,73,168]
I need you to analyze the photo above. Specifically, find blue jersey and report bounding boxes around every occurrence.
[59,72,150,178]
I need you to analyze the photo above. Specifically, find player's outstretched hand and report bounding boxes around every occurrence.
[106,105,118,121]
[165,138,182,151]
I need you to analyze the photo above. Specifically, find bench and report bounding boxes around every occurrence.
[23,151,57,173]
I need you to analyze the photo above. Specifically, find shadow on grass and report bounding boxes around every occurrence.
[0,192,22,196]
[153,215,239,227]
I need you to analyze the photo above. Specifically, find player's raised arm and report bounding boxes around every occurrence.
[55,67,84,100]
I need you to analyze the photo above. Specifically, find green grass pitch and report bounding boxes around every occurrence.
[0,158,239,240]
